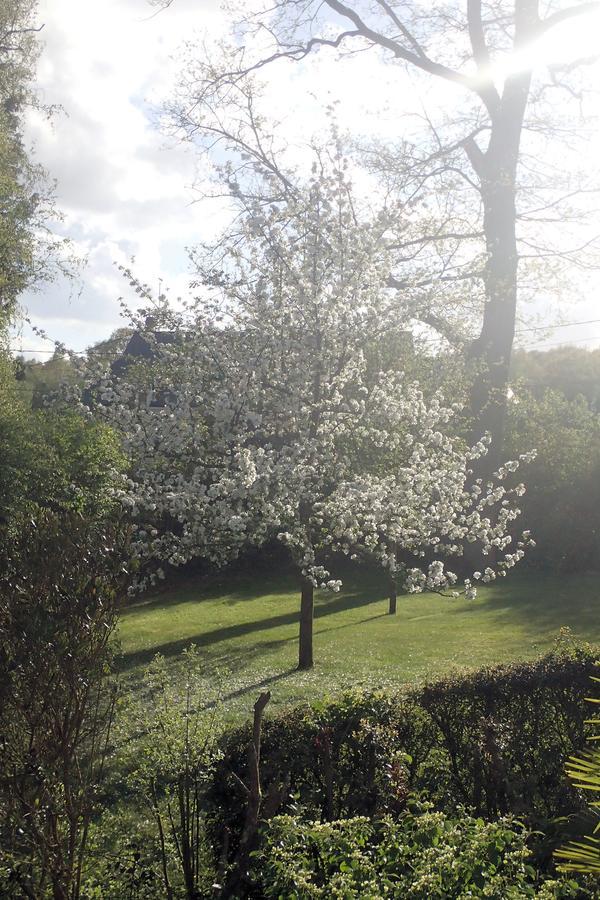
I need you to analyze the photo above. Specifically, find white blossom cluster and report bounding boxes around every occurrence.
[78,162,534,598]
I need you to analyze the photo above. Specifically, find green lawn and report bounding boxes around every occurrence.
[117,566,600,720]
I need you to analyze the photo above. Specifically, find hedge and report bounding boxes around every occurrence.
[207,639,598,874]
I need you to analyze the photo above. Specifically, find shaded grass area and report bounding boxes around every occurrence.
[116,566,600,719]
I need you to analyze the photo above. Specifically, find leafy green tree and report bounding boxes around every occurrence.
[13,351,78,408]
[0,0,73,326]
[512,347,600,412]
[0,322,125,538]
[505,387,600,571]
[0,397,125,537]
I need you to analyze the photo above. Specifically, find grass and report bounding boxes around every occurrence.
[116,564,600,720]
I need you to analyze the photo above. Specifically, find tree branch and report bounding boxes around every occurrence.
[467,0,491,69]
[467,0,501,116]
[323,0,484,96]
[539,1,600,36]
[463,134,486,177]
[236,29,362,75]
[374,0,427,59]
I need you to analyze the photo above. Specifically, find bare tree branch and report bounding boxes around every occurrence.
[323,0,484,95]
[540,1,600,35]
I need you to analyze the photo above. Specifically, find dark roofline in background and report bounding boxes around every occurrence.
[110,330,176,376]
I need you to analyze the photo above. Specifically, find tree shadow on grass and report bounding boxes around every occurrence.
[197,666,299,711]
[121,567,325,617]
[117,590,387,673]
[121,564,386,616]
[449,572,600,642]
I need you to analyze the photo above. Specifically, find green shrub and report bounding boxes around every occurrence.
[118,647,222,900]
[417,644,595,821]
[505,388,600,572]
[79,809,167,900]
[207,640,597,871]
[251,809,586,899]
[0,511,131,899]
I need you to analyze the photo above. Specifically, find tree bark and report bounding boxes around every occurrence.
[220,692,271,899]
[466,0,536,470]
[298,578,314,670]
[468,165,520,471]
[388,579,397,615]
[464,158,520,564]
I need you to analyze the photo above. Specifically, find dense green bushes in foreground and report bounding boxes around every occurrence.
[70,641,599,898]
[254,811,574,898]
[202,641,597,895]
[2,522,599,900]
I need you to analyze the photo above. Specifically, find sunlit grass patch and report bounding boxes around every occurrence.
[117,567,600,720]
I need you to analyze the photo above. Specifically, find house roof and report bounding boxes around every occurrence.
[110,330,176,377]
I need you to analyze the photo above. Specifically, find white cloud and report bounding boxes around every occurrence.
[18,0,225,356]
[13,0,600,357]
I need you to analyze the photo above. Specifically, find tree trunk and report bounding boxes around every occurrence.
[298,579,314,670]
[388,580,397,615]
[466,1,536,470]
[464,84,529,568]
[220,692,272,899]
[465,164,519,567]
[468,170,518,472]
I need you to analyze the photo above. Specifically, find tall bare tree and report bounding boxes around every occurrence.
[158,0,600,467]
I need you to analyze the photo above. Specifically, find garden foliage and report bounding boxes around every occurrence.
[82,160,534,671]
[207,640,598,873]
[0,511,131,899]
[556,667,600,875]
[252,810,578,899]
[120,647,222,900]
[505,388,600,573]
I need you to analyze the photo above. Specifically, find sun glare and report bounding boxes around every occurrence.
[490,7,600,85]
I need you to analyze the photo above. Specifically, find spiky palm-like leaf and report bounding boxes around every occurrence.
[555,676,600,874]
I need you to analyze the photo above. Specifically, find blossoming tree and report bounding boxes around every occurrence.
[84,158,532,670]
[322,428,535,614]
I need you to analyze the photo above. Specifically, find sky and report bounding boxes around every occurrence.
[11,0,600,359]
[14,0,224,356]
